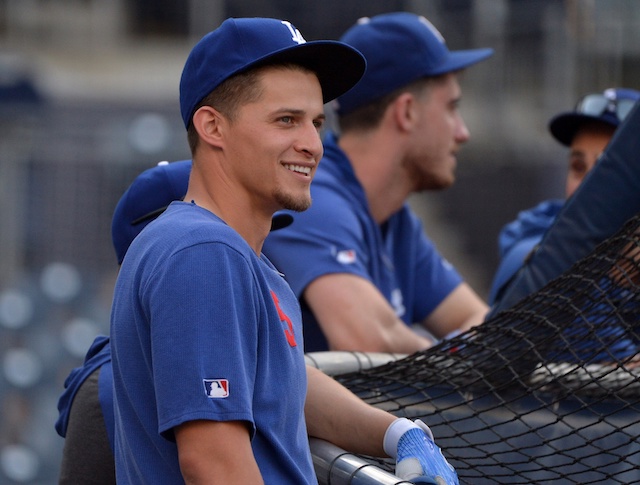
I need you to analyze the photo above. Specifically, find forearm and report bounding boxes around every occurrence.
[423,283,488,338]
[325,314,433,353]
[305,366,395,456]
[182,464,263,485]
[176,420,264,484]
[459,307,488,330]
[382,321,435,353]
[306,274,433,353]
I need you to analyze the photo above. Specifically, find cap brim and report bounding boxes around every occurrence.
[429,48,494,76]
[248,41,366,104]
[549,113,619,146]
[271,212,293,231]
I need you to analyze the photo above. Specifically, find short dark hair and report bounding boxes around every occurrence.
[186,68,263,154]
[187,63,314,154]
[338,75,445,134]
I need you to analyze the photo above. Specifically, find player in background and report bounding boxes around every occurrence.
[489,87,640,305]
[263,12,491,353]
[56,160,189,484]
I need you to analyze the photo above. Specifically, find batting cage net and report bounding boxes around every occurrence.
[317,210,640,484]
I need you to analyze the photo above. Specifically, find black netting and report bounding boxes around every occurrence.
[334,212,640,484]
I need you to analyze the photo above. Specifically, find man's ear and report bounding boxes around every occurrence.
[192,106,225,148]
[390,92,417,133]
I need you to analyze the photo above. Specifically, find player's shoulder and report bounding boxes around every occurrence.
[134,202,250,261]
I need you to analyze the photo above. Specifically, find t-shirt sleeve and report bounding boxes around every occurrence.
[143,242,260,438]
[263,190,372,297]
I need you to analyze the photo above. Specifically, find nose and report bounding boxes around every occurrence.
[295,121,324,160]
[455,114,470,144]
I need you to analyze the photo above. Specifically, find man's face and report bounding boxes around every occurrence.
[222,66,325,214]
[404,72,470,192]
[565,122,615,198]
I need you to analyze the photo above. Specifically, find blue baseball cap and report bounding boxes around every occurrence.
[335,12,493,115]
[111,159,293,264]
[112,160,191,264]
[548,87,640,146]
[179,17,366,128]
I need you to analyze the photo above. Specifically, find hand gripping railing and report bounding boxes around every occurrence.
[305,351,409,485]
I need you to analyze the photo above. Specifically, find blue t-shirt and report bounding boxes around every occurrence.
[489,199,564,305]
[263,132,463,351]
[110,201,314,484]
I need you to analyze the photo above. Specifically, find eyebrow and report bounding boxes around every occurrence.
[275,108,326,120]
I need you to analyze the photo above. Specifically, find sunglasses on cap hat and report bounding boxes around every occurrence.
[574,93,637,124]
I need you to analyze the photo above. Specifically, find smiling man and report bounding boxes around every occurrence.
[264,12,492,354]
[109,16,459,485]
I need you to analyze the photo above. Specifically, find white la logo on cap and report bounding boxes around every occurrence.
[281,20,306,45]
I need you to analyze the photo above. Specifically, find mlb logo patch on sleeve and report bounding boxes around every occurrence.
[336,249,357,264]
[203,379,229,398]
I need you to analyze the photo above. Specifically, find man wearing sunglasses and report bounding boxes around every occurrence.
[489,87,640,306]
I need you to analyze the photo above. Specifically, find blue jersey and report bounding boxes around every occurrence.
[55,335,115,449]
[489,199,564,305]
[110,201,314,484]
[490,199,638,362]
[263,132,463,351]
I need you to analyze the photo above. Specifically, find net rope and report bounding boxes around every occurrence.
[332,212,640,484]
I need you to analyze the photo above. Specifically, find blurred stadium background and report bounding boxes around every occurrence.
[0,0,639,483]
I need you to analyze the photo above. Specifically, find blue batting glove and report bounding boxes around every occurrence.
[383,418,458,485]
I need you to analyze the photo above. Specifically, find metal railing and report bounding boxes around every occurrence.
[305,351,409,485]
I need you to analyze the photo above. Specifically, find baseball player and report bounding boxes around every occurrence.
[56,159,191,484]
[263,12,492,353]
[61,17,460,485]
[490,88,640,304]
[488,87,640,364]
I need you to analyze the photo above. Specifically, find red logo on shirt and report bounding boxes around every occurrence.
[270,290,297,347]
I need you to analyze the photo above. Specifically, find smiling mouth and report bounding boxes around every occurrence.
[283,163,311,176]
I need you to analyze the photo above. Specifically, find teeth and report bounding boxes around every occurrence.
[284,164,311,175]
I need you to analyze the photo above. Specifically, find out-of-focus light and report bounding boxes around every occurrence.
[128,113,170,154]
[0,290,33,329]
[61,317,100,357]
[0,444,40,482]
[3,348,42,388]
[40,262,81,303]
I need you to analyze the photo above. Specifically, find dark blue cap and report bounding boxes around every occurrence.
[549,87,640,146]
[112,160,191,264]
[179,17,366,128]
[335,12,493,115]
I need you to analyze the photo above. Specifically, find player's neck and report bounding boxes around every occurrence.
[340,133,411,223]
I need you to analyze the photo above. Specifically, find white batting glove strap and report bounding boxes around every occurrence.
[414,419,435,441]
[384,418,417,458]
[384,418,437,458]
